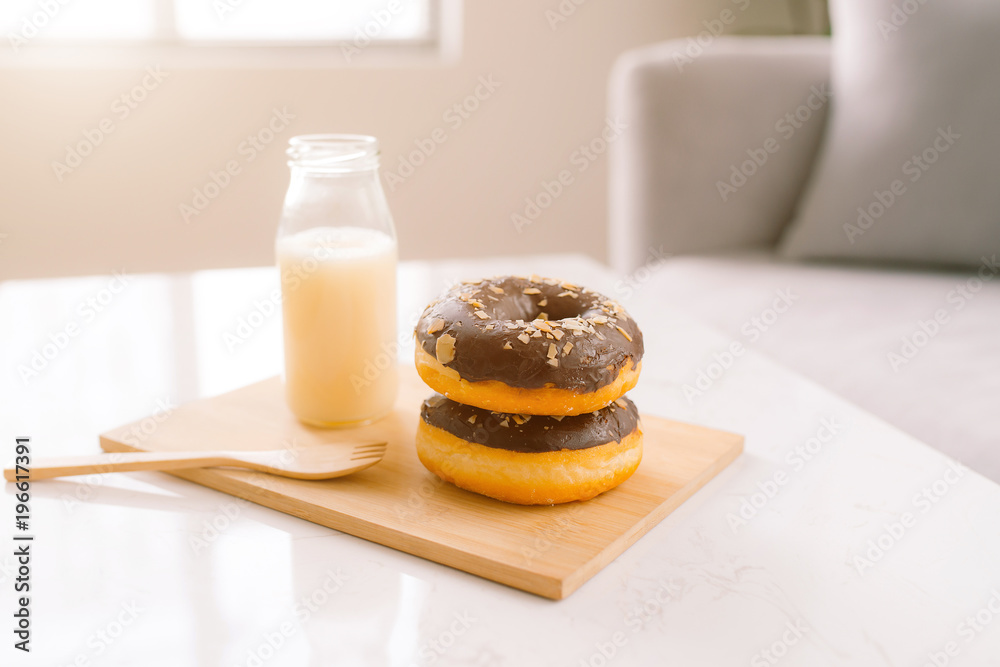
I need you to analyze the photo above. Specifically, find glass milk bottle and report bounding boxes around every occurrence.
[276,135,398,427]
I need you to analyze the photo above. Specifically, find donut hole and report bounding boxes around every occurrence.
[490,294,541,322]
[535,298,593,321]
[490,292,597,323]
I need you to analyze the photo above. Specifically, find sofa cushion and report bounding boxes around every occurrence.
[778,0,1000,267]
[646,252,1000,482]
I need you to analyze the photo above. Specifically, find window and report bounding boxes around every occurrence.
[2,0,450,66]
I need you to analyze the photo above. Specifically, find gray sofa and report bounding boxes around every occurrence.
[608,37,1000,482]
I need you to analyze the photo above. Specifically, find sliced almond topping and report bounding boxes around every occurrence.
[532,319,552,332]
[522,287,541,295]
[615,399,628,409]
[563,342,573,355]
[531,330,543,338]
[616,325,633,342]
[485,324,495,330]
[435,334,456,364]
[547,343,557,359]
[503,341,513,350]
[512,415,526,425]
[560,281,579,290]
[500,419,510,428]
[468,415,477,424]
[545,333,554,339]
[474,310,490,320]
[505,323,518,329]
[551,415,564,422]
[538,312,549,321]
[470,300,485,308]
[488,285,505,294]
[573,330,584,336]
[552,329,565,341]
[538,298,548,307]
[596,332,606,341]
[517,333,531,344]
[426,318,445,334]
[547,358,559,367]
[558,291,578,298]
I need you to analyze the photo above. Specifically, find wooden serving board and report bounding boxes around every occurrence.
[100,366,742,599]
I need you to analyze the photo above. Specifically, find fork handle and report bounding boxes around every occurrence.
[3,451,236,482]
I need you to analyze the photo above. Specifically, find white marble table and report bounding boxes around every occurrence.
[2,254,999,667]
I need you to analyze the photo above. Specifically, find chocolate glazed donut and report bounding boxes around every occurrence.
[416,394,643,505]
[414,276,644,415]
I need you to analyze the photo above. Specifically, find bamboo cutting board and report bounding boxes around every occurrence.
[100,366,742,599]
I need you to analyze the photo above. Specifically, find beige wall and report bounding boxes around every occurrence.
[0,0,804,280]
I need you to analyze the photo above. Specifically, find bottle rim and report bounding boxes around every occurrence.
[287,134,379,172]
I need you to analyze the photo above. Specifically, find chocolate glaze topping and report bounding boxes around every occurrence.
[420,393,641,453]
[415,276,644,392]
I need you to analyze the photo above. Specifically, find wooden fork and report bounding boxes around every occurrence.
[3,442,387,482]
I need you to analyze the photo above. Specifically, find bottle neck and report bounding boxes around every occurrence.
[280,165,394,239]
[280,134,392,239]
[288,164,380,181]
[284,166,384,207]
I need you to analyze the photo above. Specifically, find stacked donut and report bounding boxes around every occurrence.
[413,275,644,505]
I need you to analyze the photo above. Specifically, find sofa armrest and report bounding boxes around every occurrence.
[608,36,831,272]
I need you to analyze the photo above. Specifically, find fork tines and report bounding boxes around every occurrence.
[352,443,388,460]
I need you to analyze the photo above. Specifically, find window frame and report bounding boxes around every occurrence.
[0,0,458,68]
